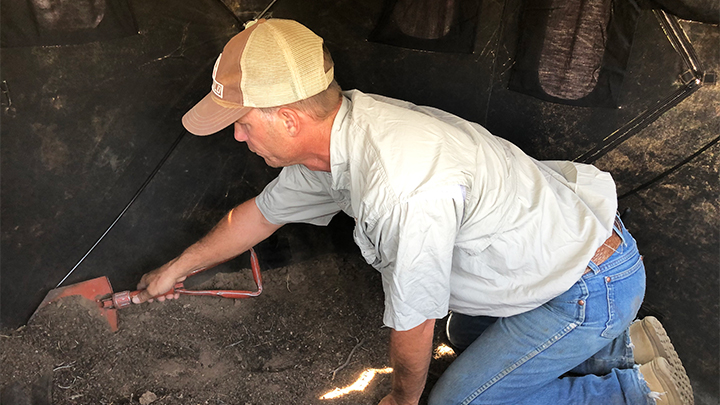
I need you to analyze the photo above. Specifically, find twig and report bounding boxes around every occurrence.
[286,273,291,292]
[253,339,279,348]
[53,361,76,371]
[226,340,243,348]
[331,338,365,380]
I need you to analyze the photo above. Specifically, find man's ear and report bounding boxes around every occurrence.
[277,108,301,137]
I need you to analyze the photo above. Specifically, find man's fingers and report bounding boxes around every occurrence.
[136,276,149,291]
[132,290,180,304]
[132,289,152,304]
[133,267,184,304]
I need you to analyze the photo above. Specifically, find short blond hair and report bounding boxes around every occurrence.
[259,46,342,121]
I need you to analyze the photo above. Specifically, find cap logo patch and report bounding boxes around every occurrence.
[212,54,224,98]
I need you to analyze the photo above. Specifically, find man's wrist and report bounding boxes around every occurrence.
[165,256,192,279]
[387,391,419,405]
[380,391,418,405]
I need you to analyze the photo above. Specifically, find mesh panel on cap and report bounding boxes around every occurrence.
[241,20,329,108]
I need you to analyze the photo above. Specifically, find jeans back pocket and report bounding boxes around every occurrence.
[600,256,646,339]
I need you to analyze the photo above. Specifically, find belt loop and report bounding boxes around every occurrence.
[586,260,601,275]
[614,214,627,246]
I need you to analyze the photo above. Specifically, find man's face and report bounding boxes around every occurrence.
[233,109,295,168]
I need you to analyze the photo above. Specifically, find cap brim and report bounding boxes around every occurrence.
[182,93,251,136]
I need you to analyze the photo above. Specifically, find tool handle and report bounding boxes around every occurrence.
[102,248,262,309]
[101,283,182,309]
[174,248,263,298]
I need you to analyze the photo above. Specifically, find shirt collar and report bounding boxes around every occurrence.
[329,94,352,191]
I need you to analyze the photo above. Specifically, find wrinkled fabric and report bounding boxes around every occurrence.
[255,90,617,331]
[428,218,649,404]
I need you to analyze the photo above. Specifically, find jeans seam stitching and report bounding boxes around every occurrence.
[600,249,638,270]
[460,322,581,404]
[601,258,644,282]
[602,276,616,338]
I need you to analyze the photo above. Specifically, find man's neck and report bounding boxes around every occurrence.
[299,101,342,172]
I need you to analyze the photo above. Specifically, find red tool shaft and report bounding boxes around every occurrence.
[100,248,263,309]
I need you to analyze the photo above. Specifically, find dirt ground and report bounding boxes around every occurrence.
[1,253,456,405]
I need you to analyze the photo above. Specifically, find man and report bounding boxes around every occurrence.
[132,19,692,405]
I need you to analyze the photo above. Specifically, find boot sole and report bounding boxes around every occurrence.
[642,317,694,405]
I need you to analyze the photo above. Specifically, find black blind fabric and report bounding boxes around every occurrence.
[1,0,138,48]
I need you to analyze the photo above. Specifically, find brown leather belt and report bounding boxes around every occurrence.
[584,218,623,275]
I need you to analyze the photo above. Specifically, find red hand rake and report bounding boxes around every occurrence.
[31,248,263,332]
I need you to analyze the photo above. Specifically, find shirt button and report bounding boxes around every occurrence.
[605,276,611,282]
[578,300,585,306]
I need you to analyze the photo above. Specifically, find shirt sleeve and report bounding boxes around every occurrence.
[358,188,464,331]
[255,165,341,226]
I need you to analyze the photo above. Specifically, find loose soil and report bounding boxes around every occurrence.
[1,253,456,404]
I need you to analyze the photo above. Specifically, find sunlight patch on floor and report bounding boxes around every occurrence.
[320,367,394,400]
[433,343,456,359]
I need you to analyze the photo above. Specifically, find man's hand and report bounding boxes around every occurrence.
[131,198,281,305]
[132,259,186,304]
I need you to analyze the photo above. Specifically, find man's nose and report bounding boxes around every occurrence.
[233,123,248,142]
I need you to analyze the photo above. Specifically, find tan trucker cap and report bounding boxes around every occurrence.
[182,19,334,136]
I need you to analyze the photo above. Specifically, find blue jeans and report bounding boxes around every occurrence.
[429,218,654,405]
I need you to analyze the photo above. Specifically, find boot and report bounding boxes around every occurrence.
[630,316,693,404]
[639,357,695,404]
